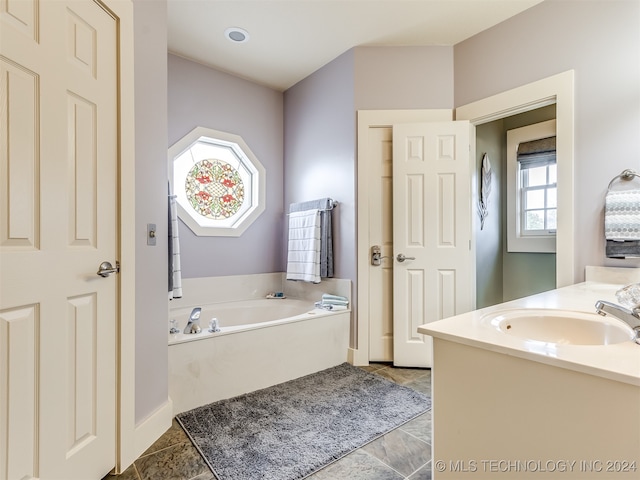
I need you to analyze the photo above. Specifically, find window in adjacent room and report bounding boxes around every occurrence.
[169,127,265,237]
[507,120,557,253]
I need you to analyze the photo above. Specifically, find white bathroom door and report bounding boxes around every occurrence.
[0,1,119,478]
[392,121,473,367]
[366,126,395,361]
[359,110,454,365]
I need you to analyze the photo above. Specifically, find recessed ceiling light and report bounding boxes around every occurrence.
[225,27,250,44]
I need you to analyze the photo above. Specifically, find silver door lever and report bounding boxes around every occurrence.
[396,253,415,262]
[371,245,391,266]
[97,261,120,277]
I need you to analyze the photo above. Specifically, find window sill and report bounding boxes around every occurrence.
[507,234,556,253]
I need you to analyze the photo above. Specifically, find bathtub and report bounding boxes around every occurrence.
[168,296,350,414]
[168,298,327,345]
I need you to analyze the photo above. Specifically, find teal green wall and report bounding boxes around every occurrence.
[502,106,557,302]
[475,105,557,308]
[475,120,504,308]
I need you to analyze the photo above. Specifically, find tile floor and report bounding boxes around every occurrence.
[106,363,432,480]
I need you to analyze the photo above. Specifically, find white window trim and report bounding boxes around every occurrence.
[169,126,266,237]
[507,119,556,253]
[520,165,556,236]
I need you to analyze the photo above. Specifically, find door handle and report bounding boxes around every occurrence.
[97,261,120,277]
[371,245,391,266]
[396,253,415,263]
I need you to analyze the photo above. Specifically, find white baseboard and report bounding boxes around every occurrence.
[119,398,173,472]
[349,347,369,366]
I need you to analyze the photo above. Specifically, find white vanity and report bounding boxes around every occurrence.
[419,267,640,479]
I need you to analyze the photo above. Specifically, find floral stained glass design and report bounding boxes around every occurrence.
[185,159,245,219]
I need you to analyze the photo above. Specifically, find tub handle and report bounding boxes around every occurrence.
[208,318,221,332]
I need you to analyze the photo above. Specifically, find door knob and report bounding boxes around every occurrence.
[396,253,416,263]
[97,261,120,277]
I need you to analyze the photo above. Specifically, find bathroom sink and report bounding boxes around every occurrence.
[483,309,636,345]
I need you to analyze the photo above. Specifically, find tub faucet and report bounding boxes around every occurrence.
[595,300,640,343]
[184,307,202,334]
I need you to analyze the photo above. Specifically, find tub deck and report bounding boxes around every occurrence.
[169,298,327,345]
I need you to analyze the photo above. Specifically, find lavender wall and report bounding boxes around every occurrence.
[455,0,640,281]
[133,0,169,422]
[354,46,454,109]
[284,46,454,344]
[283,50,357,342]
[168,54,285,278]
[283,50,357,283]
[283,46,455,284]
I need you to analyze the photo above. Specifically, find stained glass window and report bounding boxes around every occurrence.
[169,127,265,237]
[185,159,245,219]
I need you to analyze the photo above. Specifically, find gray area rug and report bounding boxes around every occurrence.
[176,363,431,480]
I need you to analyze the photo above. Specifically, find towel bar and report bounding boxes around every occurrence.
[607,169,640,191]
[286,199,338,214]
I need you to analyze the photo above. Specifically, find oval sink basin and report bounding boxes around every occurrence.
[483,309,636,345]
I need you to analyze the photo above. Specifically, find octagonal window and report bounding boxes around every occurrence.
[169,127,265,236]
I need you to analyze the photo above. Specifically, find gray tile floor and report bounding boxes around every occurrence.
[107,364,432,480]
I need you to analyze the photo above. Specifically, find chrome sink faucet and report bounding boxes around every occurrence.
[184,307,202,334]
[595,300,640,343]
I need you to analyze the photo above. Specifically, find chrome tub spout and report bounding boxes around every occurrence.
[184,307,202,334]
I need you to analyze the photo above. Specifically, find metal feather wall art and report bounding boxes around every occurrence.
[478,153,492,230]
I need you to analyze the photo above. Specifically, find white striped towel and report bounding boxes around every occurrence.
[169,194,183,299]
[286,209,321,283]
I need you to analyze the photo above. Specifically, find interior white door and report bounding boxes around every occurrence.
[0,1,119,478]
[367,126,395,361]
[392,121,473,367]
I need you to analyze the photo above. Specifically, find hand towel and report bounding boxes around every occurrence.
[606,240,640,259]
[605,189,640,241]
[605,189,640,258]
[321,294,349,306]
[286,209,321,283]
[322,294,348,301]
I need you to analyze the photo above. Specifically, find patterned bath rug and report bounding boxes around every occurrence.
[176,362,431,480]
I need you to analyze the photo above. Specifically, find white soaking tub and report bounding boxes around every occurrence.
[168,297,350,414]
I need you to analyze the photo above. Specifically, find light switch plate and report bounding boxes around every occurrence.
[147,223,157,246]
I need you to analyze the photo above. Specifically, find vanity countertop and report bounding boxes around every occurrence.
[418,281,640,386]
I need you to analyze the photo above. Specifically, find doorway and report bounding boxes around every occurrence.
[355,71,575,366]
[457,70,575,288]
[475,105,557,309]
[356,110,453,366]
[356,109,472,367]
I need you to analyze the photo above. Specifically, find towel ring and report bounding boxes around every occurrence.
[607,169,640,191]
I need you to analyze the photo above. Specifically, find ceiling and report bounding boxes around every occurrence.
[167,0,544,92]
